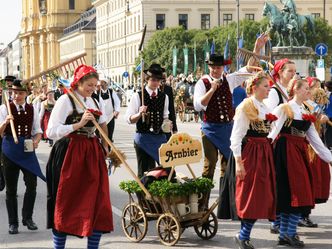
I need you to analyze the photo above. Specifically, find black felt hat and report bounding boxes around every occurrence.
[11,79,30,92]
[4,75,16,82]
[143,63,165,79]
[205,54,232,66]
[324,80,332,91]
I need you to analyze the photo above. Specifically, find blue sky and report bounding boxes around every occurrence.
[0,0,22,45]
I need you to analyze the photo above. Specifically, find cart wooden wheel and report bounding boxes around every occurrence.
[194,212,218,240]
[156,213,181,246]
[121,202,148,242]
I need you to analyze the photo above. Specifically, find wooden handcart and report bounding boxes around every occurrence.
[120,133,219,246]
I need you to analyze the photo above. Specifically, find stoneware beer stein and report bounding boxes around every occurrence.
[24,139,34,152]
[161,119,172,133]
[176,203,190,216]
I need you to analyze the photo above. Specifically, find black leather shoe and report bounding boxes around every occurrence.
[298,217,318,228]
[270,224,280,234]
[234,233,255,249]
[278,236,289,246]
[284,234,304,248]
[8,224,18,234]
[22,219,38,230]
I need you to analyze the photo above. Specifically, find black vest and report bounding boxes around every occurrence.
[136,89,165,134]
[65,95,100,130]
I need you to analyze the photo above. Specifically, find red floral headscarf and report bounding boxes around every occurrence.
[70,65,97,89]
[306,77,319,88]
[271,58,289,83]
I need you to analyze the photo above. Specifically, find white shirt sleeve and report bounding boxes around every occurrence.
[0,104,7,123]
[230,106,250,157]
[194,79,207,112]
[226,69,250,93]
[112,91,121,112]
[267,105,288,141]
[264,88,280,111]
[306,124,332,163]
[163,94,170,119]
[46,95,75,140]
[97,97,107,124]
[125,92,141,124]
[32,105,43,136]
[39,101,45,121]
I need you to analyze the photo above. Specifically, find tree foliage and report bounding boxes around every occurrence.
[136,18,332,75]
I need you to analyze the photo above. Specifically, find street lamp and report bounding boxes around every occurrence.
[323,0,326,21]
[218,0,221,26]
[124,0,131,87]
[236,0,240,70]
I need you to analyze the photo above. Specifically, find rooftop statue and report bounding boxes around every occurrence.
[263,0,315,47]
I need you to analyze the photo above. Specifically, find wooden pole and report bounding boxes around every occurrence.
[67,90,151,198]
[140,59,145,122]
[4,91,18,144]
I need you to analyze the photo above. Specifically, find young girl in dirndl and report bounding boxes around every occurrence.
[46,65,113,249]
[225,72,277,249]
[268,78,332,247]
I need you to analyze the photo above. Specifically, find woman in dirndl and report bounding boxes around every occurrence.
[268,78,332,248]
[221,71,277,249]
[39,88,56,146]
[46,65,113,249]
[299,77,331,227]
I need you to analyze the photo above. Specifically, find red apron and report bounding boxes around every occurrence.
[283,134,315,208]
[311,155,331,201]
[54,134,113,237]
[236,137,276,220]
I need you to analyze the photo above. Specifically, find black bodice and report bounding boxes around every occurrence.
[65,94,100,129]
[245,120,271,137]
[281,119,311,135]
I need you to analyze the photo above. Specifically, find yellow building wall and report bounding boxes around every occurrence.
[20,0,92,81]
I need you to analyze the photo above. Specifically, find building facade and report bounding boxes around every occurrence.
[20,0,92,80]
[59,7,97,68]
[93,0,331,88]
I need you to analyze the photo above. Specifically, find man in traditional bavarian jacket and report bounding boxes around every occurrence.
[0,79,45,234]
[194,54,235,204]
[125,64,169,177]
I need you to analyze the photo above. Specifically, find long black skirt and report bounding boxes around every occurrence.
[217,152,238,220]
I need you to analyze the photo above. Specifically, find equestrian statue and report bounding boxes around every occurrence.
[263,0,315,47]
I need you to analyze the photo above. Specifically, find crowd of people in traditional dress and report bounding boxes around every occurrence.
[0,33,331,249]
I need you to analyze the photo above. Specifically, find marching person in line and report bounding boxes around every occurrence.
[39,88,56,147]
[0,79,44,235]
[228,72,277,249]
[195,34,269,208]
[264,58,296,234]
[54,82,66,100]
[46,65,113,249]
[125,63,170,177]
[268,78,332,248]
[300,77,330,228]
[324,80,332,149]
[92,75,120,143]
[27,85,41,105]
[160,67,178,140]
[3,75,16,103]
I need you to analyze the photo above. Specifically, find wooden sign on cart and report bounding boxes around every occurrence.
[159,133,202,167]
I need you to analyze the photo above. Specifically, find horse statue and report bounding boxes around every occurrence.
[263,1,315,47]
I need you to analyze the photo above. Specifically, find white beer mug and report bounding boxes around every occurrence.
[190,202,199,214]
[176,203,190,216]
[24,139,34,152]
[189,193,203,203]
[161,119,172,133]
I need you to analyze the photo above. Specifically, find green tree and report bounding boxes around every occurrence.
[304,18,332,69]
[136,17,332,75]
